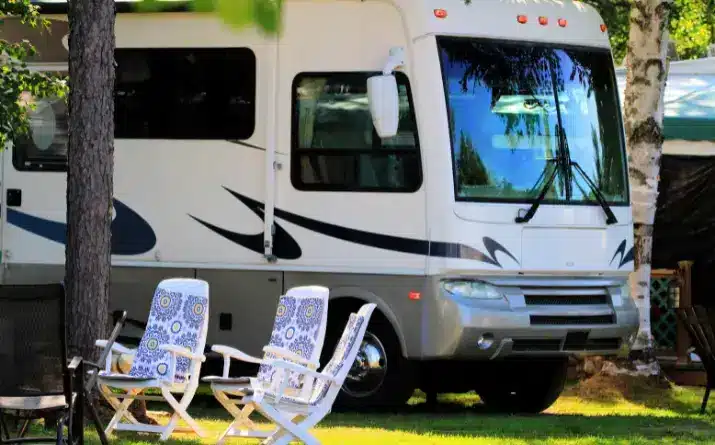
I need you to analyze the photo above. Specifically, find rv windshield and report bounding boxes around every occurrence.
[438,37,628,205]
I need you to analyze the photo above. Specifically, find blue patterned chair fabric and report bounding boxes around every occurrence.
[125,285,209,383]
[256,293,326,390]
[307,311,364,405]
[246,307,373,408]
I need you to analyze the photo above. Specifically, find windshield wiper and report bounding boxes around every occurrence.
[515,125,618,225]
[568,160,619,225]
[557,123,618,225]
[514,157,560,223]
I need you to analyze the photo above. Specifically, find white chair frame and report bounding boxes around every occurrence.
[206,285,330,443]
[241,303,376,445]
[95,278,210,441]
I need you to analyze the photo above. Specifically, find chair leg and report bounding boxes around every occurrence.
[55,414,64,445]
[701,387,711,414]
[0,410,8,441]
[160,387,206,440]
[255,404,320,445]
[84,394,109,445]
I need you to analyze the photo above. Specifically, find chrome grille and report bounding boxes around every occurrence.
[519,285,616,326]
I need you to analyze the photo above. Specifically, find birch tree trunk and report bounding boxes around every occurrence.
[623,0,673,354]
[65,0,115,362]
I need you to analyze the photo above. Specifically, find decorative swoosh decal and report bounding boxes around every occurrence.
[188,190,302,260]
[5,199,156,255]
[610,239,635,269]
[483,237,520,268]
[193,186,520,268]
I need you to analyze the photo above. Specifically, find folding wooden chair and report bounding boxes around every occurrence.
[203,286,330,442]
[238,303,377,445]
[95,278,210,440]
[0,283,85,445]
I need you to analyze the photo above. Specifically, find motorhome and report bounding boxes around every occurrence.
[2,0,639,413]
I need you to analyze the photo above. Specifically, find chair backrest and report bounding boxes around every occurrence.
[256,285,330,394]
[128,278,210,384]
[308,303,376,407]
[0,283,68,398]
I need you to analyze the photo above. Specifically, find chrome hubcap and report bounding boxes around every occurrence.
[343,331,387,398]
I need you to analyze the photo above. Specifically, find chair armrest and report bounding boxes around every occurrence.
[266,358,338,384]
[212,344,263,364]
[95,339,135,355]
[263,345,319,369]
[68,356,83,372]
[159,344,206,362]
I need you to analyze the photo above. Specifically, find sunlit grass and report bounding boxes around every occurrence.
[16,383,715,444]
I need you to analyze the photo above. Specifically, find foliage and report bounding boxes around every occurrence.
[135,0,283,34]
[0,0,68,149]
[584,0,715,62]
[669,0,713,59]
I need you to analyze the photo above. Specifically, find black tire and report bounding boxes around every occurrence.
[321,305,415,411]
[477,359,568,414]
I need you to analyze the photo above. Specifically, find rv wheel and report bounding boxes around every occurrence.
[477,358,568,414]
[322,305,415,411]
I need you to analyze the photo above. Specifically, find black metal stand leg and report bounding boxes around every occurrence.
[85,396,108,445]
[701,387,711,414]
[55,416,65,445]
[72,369,86,445]
[0,410,8,441]
[18,419,30,438]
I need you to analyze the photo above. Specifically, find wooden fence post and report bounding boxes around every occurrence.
[676,260,694,365]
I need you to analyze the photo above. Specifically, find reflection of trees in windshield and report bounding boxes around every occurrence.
[439,37,628,204]
[457,130,491,190]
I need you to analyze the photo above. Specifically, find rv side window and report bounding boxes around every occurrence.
[115,47,256,140]
[291,71,422,192]
[12,71,69,172]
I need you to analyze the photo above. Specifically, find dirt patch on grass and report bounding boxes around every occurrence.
[564,373,672,403]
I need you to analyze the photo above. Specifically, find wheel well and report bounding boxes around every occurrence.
[326,296,405,357]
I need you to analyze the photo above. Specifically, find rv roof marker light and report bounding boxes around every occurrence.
[517,15,528,24]
[434,9,447,19]
[538,16,548,26]
[409,291,421,301]
[558,18,568,27]
[601,23,608,32]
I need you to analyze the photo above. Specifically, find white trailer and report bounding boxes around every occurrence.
[2,0,639,412]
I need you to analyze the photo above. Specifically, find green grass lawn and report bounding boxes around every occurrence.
[9,380,714,444]
[69,380,715,445]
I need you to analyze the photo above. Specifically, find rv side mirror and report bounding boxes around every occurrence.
[367,74,399,138]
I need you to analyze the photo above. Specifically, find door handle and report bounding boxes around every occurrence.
[6,189,21,207]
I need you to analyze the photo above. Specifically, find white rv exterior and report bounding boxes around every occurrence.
[2,0,639,412]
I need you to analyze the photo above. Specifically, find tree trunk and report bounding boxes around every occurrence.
[65,0,115,361]
[622,0,673,353]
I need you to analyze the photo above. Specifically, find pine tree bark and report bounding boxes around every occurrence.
[622,0,673,353]
[66,0,115,361]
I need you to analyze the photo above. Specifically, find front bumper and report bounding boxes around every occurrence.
[420,276,640,360]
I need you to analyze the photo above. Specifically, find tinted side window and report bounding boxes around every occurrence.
[13,47,257,171]
[115,47,256,140]
[291,72,422,192]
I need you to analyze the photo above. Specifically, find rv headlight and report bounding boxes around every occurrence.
[441,280,505,300]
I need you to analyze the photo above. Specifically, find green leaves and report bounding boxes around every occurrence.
[0,0,68,150]
[132,0,284,34]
